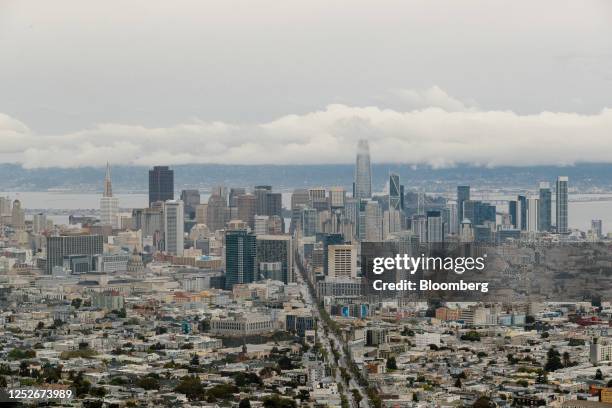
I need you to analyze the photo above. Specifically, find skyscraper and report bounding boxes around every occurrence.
[426,210,443,243]
[148,166,174,206]
[100,163,119,228]
[11,199,25,229]
[180,189,200,220]
[527,198,539,233]
[164,200,184,255]
[457,185,470,228]
[354,139,372,199]
[329,187,346,210]
[206,194,228,232]
[517,195,527,231]
[556,176,569,234]
[225,229,257,289]
[538,182,552,232]
[389,173,401,211]
[46,234,104,274]
[236,193,257,228]
[327,244,357,278]
[256,234,293,283]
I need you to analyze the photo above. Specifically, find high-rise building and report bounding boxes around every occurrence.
[329,187,346,210]
[32,213,47,234]
[426,210,444,243]
[148,166,174,206]
[301,207,318,237]
[206,194,228,232]
[236,194,257,228]
[180,189,200,220]
[265,192,283,219]
[327,244,356,278]
[447,203,458,235]
[11,199,25,229]
[556,176,569,234]
[389,173,401,211]
[256,235,293,283]
[290,189,311,233]
[229,188,246,207]
[508,200,517,229]
[254,185,272,216]
[164,200,184,255]
[457,185,470,228]
[360,200,382,241]
[100,163,120,228]
[383,209,401,239]
[527,198,539,233]
[46,234,104,274]
[225,229,257,289]
[517,195,528,231]
[592,220,603,239]
[538,182,552,232]
[354,140,372,199]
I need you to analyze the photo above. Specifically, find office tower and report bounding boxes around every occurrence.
[164,200,184,255]
[329,187,346,209]
[11,199,25,229]
[265,192,282,218]
[256,235,293,283]
[399,185,405,211]
[447,203,458,235]
[195,204,207,224]
[508,200,517,228]
[100,163,120,228]
[254,215,269,235]
[46,234,104,274]
[517,195,527,231]
[457,185,470,228]
[148,166,174,206]
[354,139,372,199]
[309,187,329,212]
[254,185,272,215]
[426,210,443,243]
[225,229,257,289]
[290,188,311,233]
[389,173,401,211]
[462,200,494,227]
[556,176,569,234]
[383,209,401,239]
[301,207,318,237]
[132,207,163,238]
[0,196,11,216]
[229,188,246,207]
[412,214,427,243]
[180,189,200,220]
[527,198,539,233]
[236,194,257,228]
[327,244,357,278]
[360,200,382,241]
[206,194,228,232]
[538,182,552,232]
[32,213,47,234]
[592,220,603,239]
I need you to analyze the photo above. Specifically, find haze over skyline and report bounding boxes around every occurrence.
[1,0,612,168]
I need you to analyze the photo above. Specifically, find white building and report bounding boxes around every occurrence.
[327,244,356,278]
[164,200,184,255]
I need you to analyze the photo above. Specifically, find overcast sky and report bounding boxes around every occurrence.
[1,0,612,167]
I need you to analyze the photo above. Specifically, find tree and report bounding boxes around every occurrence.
[137,376,160,390]
[0,376,7,387]
[473,396,494,407]
[277,356,293,370]
[386,356,397,370]
[71,298,83,309]
[239,399,252,408]
[174,376,205,400]
[541,331,550,339]
[234,372,262,387]
[545,348,563,372]
[454,377,462,388]
[595,368,604,380]
[536,369,548,384]
[262,394,297,408]
[190,353,200,366]
[563,351,571,367]
[351,389,363,407]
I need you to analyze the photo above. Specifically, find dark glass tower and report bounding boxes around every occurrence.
[148,166,174,207]
[225,229,257,289]
[538,182,552,232]
[456,185,470,227]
